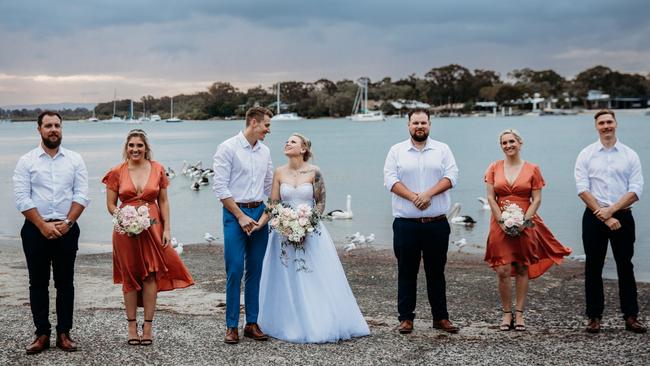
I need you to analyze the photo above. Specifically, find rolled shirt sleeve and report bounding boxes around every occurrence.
[212,144,233,200]
[627,150,643,199]
[13,156,36,212]
[383,146,399,191]
[264,156,274,197]
[441,145,459,187]
[71,154,90,207]
[574,149,591,195]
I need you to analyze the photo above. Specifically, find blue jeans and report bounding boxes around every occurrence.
[223,205,268,328]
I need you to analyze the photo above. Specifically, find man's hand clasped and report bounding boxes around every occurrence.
[412,192,432,211]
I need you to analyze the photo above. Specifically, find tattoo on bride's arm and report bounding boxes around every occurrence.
[313,169,326,215]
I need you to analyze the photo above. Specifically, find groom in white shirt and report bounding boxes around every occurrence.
[213,107,274,344]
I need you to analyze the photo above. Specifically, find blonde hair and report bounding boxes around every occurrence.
[498,129,523,145]
[291,133,312,161]
[122,129,152,161]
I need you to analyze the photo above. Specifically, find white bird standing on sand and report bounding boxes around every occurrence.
[365,233,375,244]
[447,203,477,226]
[344,243,357,252]
[327,194,353,219]
[174,242,184,256]
[204,232,216,244]
[477,197,490,210]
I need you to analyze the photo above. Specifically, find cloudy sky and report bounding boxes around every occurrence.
[1,0,648,106]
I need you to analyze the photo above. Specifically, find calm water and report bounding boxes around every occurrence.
[1,112,648,280]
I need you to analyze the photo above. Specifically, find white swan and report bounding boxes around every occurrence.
[477,197,490,210]
[327,194,353,219]
[447,203,477,226]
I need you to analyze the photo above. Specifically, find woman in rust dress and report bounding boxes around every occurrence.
[102,129,193,346]
[484,129,571,332]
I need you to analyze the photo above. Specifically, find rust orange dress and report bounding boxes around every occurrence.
[102,161,194,297]
[484,160,572,279]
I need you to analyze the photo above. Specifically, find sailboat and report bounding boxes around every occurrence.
[138,99,150,122]
[271,83,303,121]
[88,107,99,122]
[348,77,385,121]
[166,96,182,122]
[125,100,141,124]
[106,89,124,122]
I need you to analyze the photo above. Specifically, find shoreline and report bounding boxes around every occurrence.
[0,242,648,365]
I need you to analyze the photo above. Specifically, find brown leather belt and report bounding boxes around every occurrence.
[404,214,447,223]
[237,201,262,209]
[618,207,632,212]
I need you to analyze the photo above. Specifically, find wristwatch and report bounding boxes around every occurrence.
[64,218,74,228]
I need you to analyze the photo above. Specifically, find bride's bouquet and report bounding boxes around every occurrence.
[112,204,156,236]
[266,201,320,249]
[499,201,533,236]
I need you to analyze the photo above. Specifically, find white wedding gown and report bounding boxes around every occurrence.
[258,183,370,343]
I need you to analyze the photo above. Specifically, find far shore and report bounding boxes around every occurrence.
[0,240,647,365]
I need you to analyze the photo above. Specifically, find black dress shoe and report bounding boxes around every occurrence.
[625,316,647,334]
[26,335,50,355]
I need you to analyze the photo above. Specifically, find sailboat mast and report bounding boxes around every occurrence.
[170,96,174,118]
[113,89,117,116]
[277,83,281,115]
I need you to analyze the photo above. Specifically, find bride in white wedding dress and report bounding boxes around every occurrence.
[254,133,369,343]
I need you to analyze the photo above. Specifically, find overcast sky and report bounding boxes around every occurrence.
[1,0,648,106]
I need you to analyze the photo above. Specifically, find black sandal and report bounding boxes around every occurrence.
[141,319,153,346]
[499,311,514,331]
[514,309,526,331]
[127,319,141,346]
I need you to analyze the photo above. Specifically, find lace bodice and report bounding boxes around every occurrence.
[280,183,314,209]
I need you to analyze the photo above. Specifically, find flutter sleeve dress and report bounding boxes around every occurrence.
[102,161,194,297]
[484,160,572,279]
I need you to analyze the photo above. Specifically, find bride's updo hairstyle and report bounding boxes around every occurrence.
[498,128,523,145]
[291,133,312,162]
[123,128,153,161]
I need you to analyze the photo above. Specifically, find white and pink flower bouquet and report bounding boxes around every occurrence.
[112,205,156,236]
[266,201,320,248]
[499,201,533,236]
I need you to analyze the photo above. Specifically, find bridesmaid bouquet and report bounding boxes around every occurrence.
[499,201,533,236]
[266,201,320,248]
[112,205,156,236]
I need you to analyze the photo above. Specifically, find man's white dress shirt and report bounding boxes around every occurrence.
[213,131,273,202]
[384,137,459,218]
[13,145,90,219]
[575,140,643,207]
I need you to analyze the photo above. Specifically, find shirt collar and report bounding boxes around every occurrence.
[237,131,260,151]
[37,143,66,158]
[408,137,434,152]
[597,139,619,152]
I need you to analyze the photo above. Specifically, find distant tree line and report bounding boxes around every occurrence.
[3,65,649,121]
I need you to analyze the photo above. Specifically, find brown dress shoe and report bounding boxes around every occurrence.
[433,319,460,334]
[625,316,647,334]
[26,335,50,355]
[224,328,239,344]
[243,323,269,341]
[586,318,601,334]
[56,332,78,352]
[398,320,413,334]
